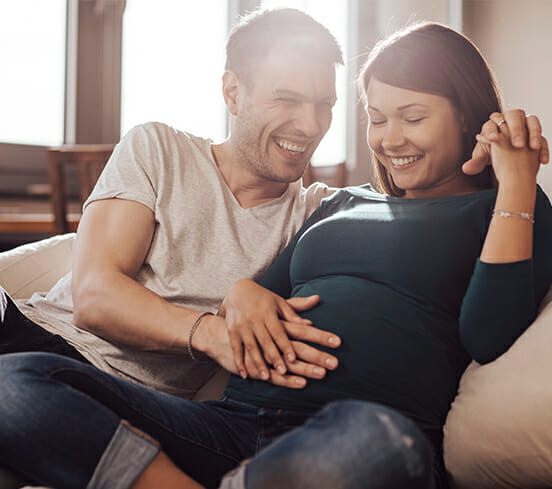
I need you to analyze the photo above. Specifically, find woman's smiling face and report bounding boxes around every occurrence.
[366,77,479,199]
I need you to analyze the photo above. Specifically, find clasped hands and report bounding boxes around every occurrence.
[464,109,549,179]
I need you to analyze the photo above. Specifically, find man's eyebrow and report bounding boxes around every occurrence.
[367,103,429,112]
[273,89,336,103]
[273,89,302,98]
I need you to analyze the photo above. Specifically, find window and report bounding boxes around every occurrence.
[261,0,348,165]
[121,1,228,141]
[0,0,66,146]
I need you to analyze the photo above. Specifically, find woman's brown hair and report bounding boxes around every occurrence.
[358,22,502,196]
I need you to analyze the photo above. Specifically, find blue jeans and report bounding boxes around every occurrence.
[0,288,90,363]
[0,352,437,489]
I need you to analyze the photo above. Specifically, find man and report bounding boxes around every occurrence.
[1,7,344,397]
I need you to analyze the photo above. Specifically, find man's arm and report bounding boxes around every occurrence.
[72,198,204,352]
[72,198,337,388]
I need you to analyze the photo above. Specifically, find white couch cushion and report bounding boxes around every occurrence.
[444,285,552,489]
[0,233,75,299]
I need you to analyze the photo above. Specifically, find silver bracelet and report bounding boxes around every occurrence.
[187,311,214,361]
[493,209,535,223]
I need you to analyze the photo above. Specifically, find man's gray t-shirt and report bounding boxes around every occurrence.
[20,122,333,397]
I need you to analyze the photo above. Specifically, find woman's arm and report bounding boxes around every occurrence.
[460,116,552,363]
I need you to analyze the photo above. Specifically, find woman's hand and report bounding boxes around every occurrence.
[463,109,549,176]
[484,113,541,185]
[474,111,542,264]
[219,279,341,380]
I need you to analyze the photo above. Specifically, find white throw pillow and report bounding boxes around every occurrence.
[444,285,552,489]
[0,233,75,298]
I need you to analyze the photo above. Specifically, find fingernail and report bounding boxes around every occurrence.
[287,353,295,362]
[240,370,247,379]
[325,358,338,368]
[261,370,269,380]
[295,378,306,387]
[314,367,325,376]
[277,364,286,374]
[328,336,339,345]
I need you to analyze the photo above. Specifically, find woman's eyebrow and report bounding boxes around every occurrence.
[367,103,430,112]
[397,103,429,111]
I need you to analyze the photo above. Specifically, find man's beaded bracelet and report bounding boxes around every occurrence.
[492,209,535,223]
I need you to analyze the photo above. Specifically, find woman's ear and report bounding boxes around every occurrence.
[222,70,241,116]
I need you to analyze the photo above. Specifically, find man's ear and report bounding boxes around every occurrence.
[222,70,242,116]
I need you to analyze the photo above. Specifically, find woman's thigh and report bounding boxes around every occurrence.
[0,352,256,489]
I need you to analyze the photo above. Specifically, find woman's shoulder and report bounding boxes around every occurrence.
[315,183,387,216]
[322,183,385,204]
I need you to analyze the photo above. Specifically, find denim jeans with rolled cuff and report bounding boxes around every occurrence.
[0,350,440,489]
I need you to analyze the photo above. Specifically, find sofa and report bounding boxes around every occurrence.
[1,234,552,489]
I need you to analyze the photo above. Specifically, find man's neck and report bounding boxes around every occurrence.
[211,141,291,209]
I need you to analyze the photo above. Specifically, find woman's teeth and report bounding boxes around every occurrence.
[390,155,422,166]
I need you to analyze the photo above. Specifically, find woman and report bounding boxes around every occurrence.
[0,22,551,489]
[219,21,552,487]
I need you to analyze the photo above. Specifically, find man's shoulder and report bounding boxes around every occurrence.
[124,122,211,148]
[115,122,214,174]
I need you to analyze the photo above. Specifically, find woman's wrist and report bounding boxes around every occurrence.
[495,179,537,213]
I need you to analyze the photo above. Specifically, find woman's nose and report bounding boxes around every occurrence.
[381,121,406,149]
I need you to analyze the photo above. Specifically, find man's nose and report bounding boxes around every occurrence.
[294,104,323,137]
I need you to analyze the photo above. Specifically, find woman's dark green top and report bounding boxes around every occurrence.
[225,185,552,433]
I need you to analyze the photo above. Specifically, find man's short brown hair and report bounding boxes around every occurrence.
[226,7,343,84]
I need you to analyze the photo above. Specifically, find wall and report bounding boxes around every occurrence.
[464,0,552,196]
[348,0,451,186]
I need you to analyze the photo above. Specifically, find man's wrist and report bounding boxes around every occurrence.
[191,314,225,358]
[187,312,214,361]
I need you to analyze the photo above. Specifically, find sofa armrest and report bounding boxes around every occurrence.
[0,233,75,299]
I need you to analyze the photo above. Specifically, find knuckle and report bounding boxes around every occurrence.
[265,347,279,361]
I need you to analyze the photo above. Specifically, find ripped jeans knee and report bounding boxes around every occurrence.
[223,400,435,489]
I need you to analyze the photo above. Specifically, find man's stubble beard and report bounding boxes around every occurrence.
[234,115,305,185]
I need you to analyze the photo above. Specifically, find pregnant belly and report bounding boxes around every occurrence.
[288,275,463,424]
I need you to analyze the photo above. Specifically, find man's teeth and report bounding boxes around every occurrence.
[390,155,422,166]
[276,139,307,154]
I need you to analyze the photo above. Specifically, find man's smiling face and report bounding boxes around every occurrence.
[231,47,337,184]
